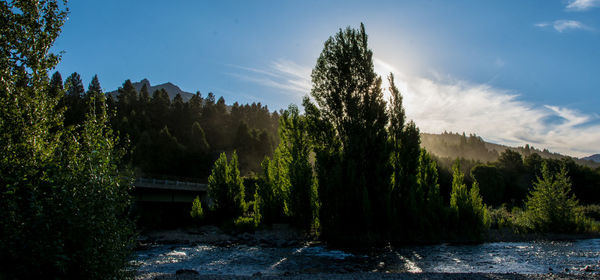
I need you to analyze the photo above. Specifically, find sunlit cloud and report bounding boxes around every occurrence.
[239,58,600,157]
[566,0,600,11]
[228,60,311,95]
[373,59,600,158]
[535,20,591,32]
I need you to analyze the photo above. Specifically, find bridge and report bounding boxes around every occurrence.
[133,177,208,203]
[132,177,210,228]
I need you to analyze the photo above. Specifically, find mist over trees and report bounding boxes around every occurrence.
[55,76,280,179]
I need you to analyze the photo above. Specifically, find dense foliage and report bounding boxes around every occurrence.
[0,1,134,278]
[58,77,279,179]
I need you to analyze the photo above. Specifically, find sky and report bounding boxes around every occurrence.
[52,0,600,158]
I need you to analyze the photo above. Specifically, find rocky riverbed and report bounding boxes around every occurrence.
[144,272,599,280]
[135,226,600,280]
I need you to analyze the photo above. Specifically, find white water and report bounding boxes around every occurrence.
[135,239,600,276]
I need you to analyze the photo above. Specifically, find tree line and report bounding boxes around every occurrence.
[51,72,280,179]
[198,24,600,245]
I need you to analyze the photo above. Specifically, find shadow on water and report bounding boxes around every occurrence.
[135,239,600,276]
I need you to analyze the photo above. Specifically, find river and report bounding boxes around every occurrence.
[135,238,600,277]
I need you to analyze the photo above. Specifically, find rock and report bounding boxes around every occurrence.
[176,269,199,275]
[252,271,262,277]
[584,265,593,272]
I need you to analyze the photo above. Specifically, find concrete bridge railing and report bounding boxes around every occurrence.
[134,177,208,192]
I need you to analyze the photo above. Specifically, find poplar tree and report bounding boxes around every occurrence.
[304,23,390,242]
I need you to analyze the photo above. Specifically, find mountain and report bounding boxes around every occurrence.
[581,154,600,163]
[420,132,600,169]
[107,79,195,101]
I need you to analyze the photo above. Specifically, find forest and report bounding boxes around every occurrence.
[2,1,600,279]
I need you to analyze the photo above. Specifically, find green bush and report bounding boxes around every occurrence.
[488,206,514,230]
[190,196,205,221]
[234,216,257,232]
[580,204,600,221]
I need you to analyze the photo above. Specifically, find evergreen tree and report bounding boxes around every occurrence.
[84,74,106,118]
[450,160,489,239]
[48,71,64,99]
[414,149,445,238]
[208,152,245,219]
[522,162,578,233]
[63,72,86,126]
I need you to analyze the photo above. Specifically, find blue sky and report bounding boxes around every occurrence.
[52,0,600,157]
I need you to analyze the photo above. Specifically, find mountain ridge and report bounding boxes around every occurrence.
[107,79,196,101]
[420,132,600,169]
[581,154,600,163]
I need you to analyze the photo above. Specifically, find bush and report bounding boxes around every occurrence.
[234,216,257,233]
[580,204,600,221]
[488,206,514,230]
[190,196,205,221]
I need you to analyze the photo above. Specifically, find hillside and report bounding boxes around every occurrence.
[420,132,600,168]
[107,79,195,101]
[582,154,600,163]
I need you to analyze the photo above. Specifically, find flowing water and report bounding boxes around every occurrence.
[135,238,600,277]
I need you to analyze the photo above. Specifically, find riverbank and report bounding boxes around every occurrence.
[141,272,599,280]
[137,224,310,249]
[137,226,600,249]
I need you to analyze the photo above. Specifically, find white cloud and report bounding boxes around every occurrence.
[566,0,600,11]
[535,20,591,33]
[372,59,600,157]
[553,20,590,32]
[228,60,312,95]
[238,58,600,157]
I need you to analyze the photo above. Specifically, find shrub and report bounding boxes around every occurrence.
[190,196,205,221]
[488,206,514,230]
[234,216,257,233]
